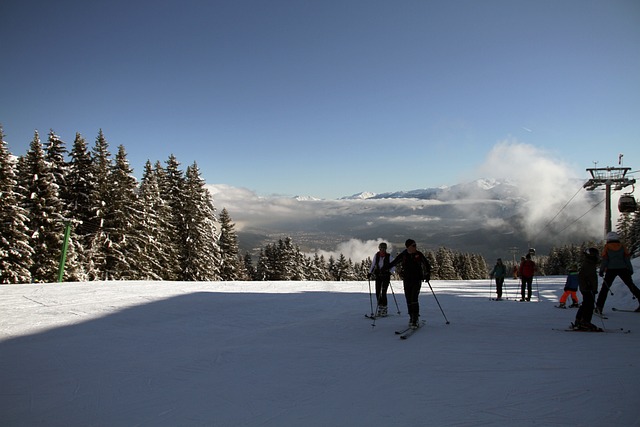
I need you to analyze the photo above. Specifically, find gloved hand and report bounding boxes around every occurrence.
[599,271,604,278]
[367,273,372,280]
[423,273,430,282]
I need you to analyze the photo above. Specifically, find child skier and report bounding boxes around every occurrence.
[558,265,579,308]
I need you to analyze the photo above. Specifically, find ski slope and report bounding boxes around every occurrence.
[1,266,639,426]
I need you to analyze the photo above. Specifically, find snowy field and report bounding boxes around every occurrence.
[1,264,639,427]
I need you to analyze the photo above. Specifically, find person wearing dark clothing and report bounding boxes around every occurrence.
[367,242,394,317]
[595,232,640,314]
[519,254,536,301]
[574,248,600,330]
[386,239,431,329]
[489,258,507,300]
[558,265,580,308]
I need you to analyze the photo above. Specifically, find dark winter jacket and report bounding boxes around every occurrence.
[387,249,431,281]
[564,271,579,291]
[599,241,633,275]
[490,262,507,279]
[578,253,599,293]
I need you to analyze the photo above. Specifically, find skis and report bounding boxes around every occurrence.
[554,305,580,309]
[555,328,631,334]
[364,314,390,320]
[553,323,631,334]
[612,308,639,313]
[395,320,426,339]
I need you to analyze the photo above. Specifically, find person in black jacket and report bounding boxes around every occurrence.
[574,248,600,331]
[367,242,394,317]
[386,239,431,329]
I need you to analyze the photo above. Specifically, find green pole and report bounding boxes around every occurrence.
[57,222,72,283]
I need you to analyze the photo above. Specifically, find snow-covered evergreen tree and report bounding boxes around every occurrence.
[65,132,96,281]
[218,208,244,281]
[101,145,139,279]
[160,155,190,279]
[181,162,221,281]
[436,247,459,280]
[17,131,66,282]
[84,129,114,279]
[135,161,180,280]
[0,126,33,283]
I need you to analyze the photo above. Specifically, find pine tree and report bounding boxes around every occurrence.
[65,132,96,281]
[85,129,113,279]
[181,162,221,281]
[101,145,139,279]
[436,247,459,280]
[0,126,33,283]
[218,208,244,281]
[160,155,189,279]
[242,252,256,280]
[44,130,82,281]
[17,131,66,282]
[136,161,179,280]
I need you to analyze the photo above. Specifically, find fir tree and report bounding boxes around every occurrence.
[436,247,459,280]
[102,145,139,279]
[181,162,220,281]
[242,252,256,280]
[17,131,66,282]
[85,129,113,279]
[136,161,180,280]
[0,126,33,283]
[218,208,244,281]
[160,155,189,279]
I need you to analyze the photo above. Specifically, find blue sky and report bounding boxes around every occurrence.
[1,0,639,199]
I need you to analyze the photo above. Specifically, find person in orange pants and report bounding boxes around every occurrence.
[558,265,579,308]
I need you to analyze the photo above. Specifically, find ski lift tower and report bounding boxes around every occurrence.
[583,166,635,238]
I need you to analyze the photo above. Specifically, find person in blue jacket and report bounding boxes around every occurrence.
[489,258,507,300]
[558,265,579,308]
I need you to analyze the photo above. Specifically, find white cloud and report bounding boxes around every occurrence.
[476,139,603,240]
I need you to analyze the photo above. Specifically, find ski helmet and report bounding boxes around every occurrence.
[606,231,620,242]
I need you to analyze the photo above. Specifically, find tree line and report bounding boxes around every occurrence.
[2,126,637,284]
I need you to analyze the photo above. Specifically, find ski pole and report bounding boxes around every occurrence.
[489,277,493,300]
[601,279,614,296]
[389,281,401,315]
[426,280,450,324]
[535,276,540,302]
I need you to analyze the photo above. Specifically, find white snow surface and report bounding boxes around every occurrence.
[2,264,640,427]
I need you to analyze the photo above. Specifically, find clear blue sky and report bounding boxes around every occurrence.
[2,0,639,199]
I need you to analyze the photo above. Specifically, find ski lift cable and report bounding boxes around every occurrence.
[531,182,587,243]
[554,197,605,236]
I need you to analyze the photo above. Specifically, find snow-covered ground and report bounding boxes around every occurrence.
[2,263,639,427]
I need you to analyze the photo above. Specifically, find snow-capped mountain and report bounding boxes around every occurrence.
[342,178,520,202]
[213,178,603,262]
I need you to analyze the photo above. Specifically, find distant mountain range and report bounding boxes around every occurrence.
[233,178,603,263]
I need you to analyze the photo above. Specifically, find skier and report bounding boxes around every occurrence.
[385,239,431,329]
[574,248,601,331]
[595,232,640,314]
[519,254,535,301]
[367,242,394,317]
[558,265,580,308]
[489,258,507,300]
